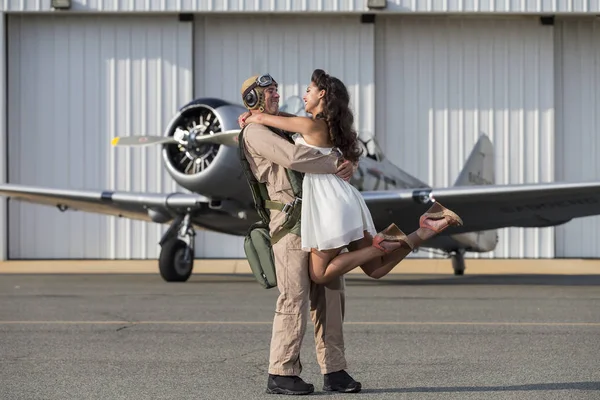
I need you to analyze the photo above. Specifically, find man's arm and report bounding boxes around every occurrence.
[244,123,339,175]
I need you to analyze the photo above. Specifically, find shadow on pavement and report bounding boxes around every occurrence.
[343,274,600,287]
[7,273,600,287]
[176,273,600,287]
[360,381,600,394]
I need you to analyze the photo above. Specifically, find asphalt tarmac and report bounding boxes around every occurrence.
[1,273,599,399]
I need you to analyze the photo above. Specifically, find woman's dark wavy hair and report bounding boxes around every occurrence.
[311,69,363,164]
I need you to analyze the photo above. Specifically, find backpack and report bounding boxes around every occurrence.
[238,126,304,289]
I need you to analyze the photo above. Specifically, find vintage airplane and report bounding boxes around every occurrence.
[1,95,600,283]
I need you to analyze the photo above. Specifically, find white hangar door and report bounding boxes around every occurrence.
[375,16,555,259]
[7,15,193,259]
[555,19,600,257]
[192,15,375,258]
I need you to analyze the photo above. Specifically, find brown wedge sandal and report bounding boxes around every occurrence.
[419,202,463,234]
[372,223,415,254]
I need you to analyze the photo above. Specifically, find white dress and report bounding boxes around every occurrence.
[293,134,378,252]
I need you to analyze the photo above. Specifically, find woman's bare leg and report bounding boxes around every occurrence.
[308,235,403,285]
[308,202,463,284]
[345,231,387,272]
[359,230,424,279]
[361,202,464,279]
[308,248,342,285]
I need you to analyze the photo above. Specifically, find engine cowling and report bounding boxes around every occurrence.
[161,98,252,204]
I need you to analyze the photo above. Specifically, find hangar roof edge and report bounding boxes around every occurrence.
[2,1,600,15]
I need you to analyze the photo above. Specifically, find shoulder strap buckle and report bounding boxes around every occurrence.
[281,197,302,215]
[281,202,292,214]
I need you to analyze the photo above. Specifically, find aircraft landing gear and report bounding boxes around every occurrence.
[451,249,466,276]
[158,214,196,282]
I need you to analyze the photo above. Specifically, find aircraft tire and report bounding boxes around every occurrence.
[452,251,465,276]
[159,238,194,282]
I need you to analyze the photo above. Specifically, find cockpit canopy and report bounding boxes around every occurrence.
[357,131,384,162]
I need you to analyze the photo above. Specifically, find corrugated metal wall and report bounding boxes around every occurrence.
[192,14,375,258]
[6,12,600,260]
[6,13,374,259]
[0,13,6,260]
[375,16,555,259]
[555,18,600,258]
[7,14,193,259]
[2,0,600,13]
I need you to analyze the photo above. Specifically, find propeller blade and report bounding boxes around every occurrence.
[191,130,241,147]
[111,136,178,147]
[110,129,241,148]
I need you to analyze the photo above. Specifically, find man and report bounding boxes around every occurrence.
[239,74,362,395]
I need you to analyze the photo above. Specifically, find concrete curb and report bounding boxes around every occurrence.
[1,258,600,275]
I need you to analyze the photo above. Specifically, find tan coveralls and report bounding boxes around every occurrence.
[243,122,348,376]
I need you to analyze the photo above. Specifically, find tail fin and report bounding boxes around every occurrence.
[450,134,498,254]
[454,133,494,187]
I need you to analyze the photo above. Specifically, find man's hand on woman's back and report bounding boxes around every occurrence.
[336,160,354,182]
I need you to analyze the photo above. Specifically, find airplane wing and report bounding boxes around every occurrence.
[3,181,600,238]
[362,181,600,234]
[0,184,212,224]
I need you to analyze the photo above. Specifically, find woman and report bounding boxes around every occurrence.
[239,69,462,284]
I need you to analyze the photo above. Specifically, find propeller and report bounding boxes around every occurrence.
[111,128,241,148]
[111,136,177,146]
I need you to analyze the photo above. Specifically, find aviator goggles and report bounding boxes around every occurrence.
[243,74,277,98]
[256,73,276,87]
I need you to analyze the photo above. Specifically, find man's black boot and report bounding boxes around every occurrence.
[266,374,315,395]
[323,370,362,393]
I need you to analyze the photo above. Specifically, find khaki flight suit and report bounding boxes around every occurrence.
[242,122,348,376]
